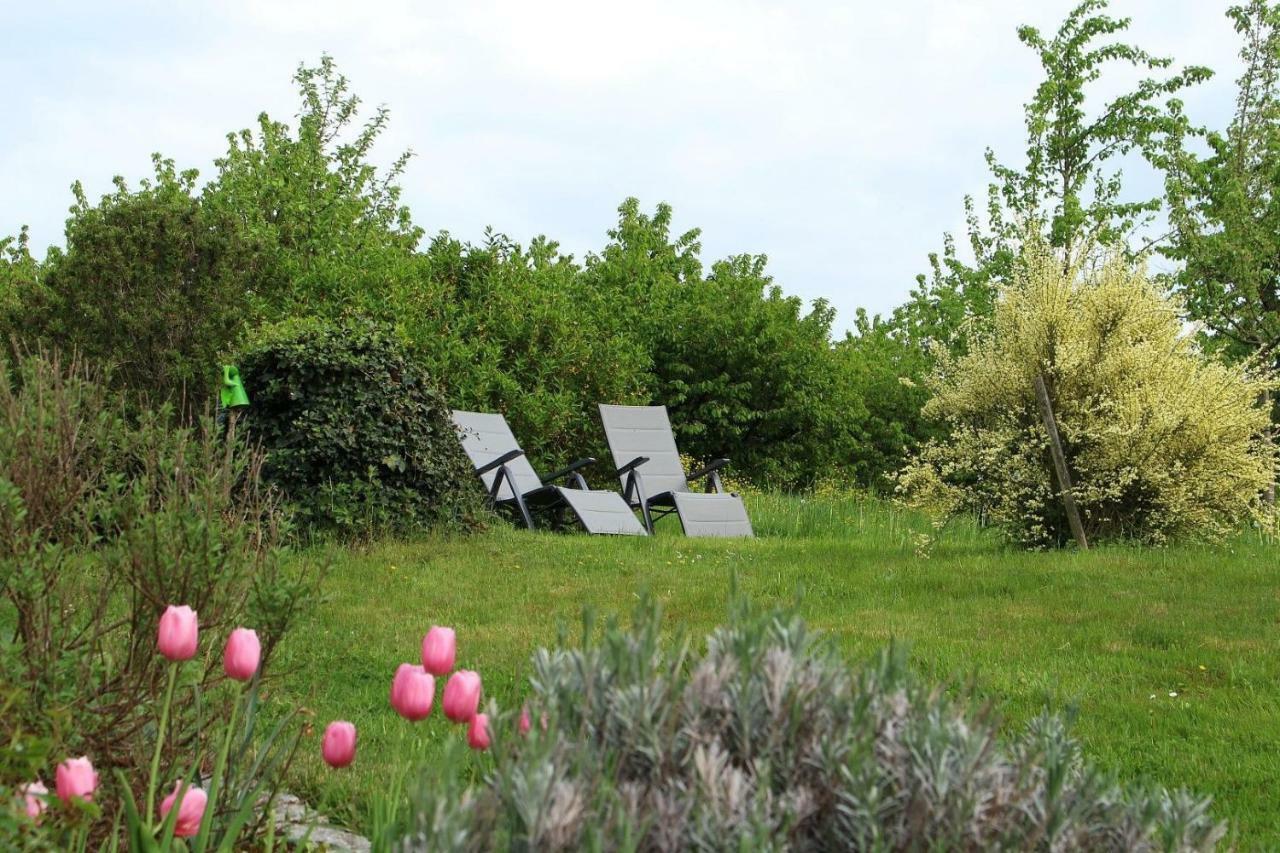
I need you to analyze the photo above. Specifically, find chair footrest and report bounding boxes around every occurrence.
[558,489,648,536]
[672,493,754,537]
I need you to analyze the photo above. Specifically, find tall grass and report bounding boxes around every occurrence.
[745,490,991,551]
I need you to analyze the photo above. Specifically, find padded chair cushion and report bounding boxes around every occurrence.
[598,404,688,497]
[671,492,753,537]
[452,410,544,500]
[558,488,648,536]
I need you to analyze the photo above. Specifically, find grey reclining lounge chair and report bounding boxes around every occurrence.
[452,410,647,536]
[598,404,753,537]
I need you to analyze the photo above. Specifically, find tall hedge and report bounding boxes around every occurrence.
[238,318,483,535]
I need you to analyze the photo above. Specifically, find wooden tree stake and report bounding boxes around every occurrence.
[1034,374,1088,550]
[1265,389,1276,506]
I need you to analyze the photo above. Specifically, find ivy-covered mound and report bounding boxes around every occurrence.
[239,317,483,535]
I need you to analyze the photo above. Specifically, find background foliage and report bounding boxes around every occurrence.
[0,0,1277,536]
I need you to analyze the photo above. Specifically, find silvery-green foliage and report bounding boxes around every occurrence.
[394,599,1225,851]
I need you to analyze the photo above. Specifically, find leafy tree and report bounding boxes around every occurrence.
[27,158,262,410]
[583,200,869,489]
[581,198,703,360]
[1164,1,1280,385]
[412,229,651,471]
[205,54,422,319]
[0,228,39,332]
[897,0,1212,358]
[650,254,860,488]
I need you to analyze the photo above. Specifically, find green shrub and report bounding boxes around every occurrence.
[24,159,262,413]
[0,350,313,836]
[390,598,1224,850]
[898,243,1278,547]
[238,317,484,535]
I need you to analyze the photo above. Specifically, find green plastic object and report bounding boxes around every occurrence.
[220,364,250,409]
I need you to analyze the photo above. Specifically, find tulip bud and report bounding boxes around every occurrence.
[518,706,531,736]
[420,626,457,676]
[20,781,47,822]
[467,713,491,750]
[389,663,435,721]
[157,605,199,662]
[442,670,482,723]
[322,721,357,768]
[55,756,98,803]
[160,781,208,838]
[223,628,261,681]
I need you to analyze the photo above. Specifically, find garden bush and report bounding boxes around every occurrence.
[391,597,1224,850]
[0,350,313,844]
[238,317,484,535]
[21,159,263,415]
[898,242,1278,547]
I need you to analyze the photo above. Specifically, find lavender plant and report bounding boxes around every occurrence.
[392,598,1225,851]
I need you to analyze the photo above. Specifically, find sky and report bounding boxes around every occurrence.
[0,1,1247,333]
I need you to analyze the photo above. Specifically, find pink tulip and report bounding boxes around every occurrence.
[20,780,47,822]
[518,706,531,736]
[55,756,98,803]
[442,670,482,723]
[223,627,261,681]
[420,626,457,676]
[389,663,435,721]
[157,605,199,661]
[467,713,491,750]
[160,781,207,838]
[322,721,357,768]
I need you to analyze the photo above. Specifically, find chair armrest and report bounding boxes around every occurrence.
[687,458,730,482]
[476,448,525,475]
[615,456,650,476]
[542,457,596,485]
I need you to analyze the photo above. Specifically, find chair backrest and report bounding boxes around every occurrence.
[451,410,544,501]
[598,404,689,497]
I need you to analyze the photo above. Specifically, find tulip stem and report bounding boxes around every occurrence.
[146,663,180,823]
[194,680,247,852]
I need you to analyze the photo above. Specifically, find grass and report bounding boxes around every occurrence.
[273,493,1280,845]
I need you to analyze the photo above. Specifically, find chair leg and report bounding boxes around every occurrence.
[640,499,654,534]
[512,491,535,530]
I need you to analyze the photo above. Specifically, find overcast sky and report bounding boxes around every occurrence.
[0,1,1246,333]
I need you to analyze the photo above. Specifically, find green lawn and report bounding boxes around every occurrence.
[273,493,1280,845]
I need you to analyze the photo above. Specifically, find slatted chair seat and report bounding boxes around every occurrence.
[598,404,753,537]
[452,410,647,536]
